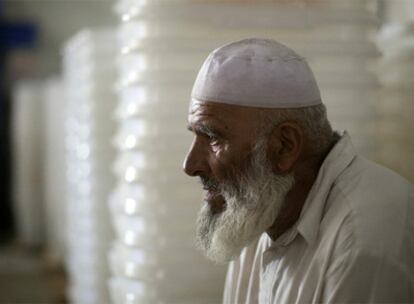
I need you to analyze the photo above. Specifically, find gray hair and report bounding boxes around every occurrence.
[257,104,334,156]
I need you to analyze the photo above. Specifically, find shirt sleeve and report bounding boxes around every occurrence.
[323,248,414,303]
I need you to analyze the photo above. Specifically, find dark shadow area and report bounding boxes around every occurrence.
[0,241,67,303]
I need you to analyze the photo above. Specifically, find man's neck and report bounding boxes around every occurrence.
[266,133,340,241]
[266,167,318,241]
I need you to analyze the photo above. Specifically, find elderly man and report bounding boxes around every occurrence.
[183,38,414,303]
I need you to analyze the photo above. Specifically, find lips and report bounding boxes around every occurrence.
[204,190,226,215]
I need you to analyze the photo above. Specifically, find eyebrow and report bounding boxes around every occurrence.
[187,123,223,138]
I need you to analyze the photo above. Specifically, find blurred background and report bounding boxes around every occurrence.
[0,0,413,303]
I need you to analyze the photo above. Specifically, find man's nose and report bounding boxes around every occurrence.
[183,139,209,177]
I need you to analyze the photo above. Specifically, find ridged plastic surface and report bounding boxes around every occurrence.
[63,28,117,304]
[42,77,67,262]
[377,20,414,182]
[12,81,44,246]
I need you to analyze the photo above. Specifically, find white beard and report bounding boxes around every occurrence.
[195,140,295,264]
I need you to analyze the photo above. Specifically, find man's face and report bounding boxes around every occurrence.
[184,99,294,263]
[185,100,261,212]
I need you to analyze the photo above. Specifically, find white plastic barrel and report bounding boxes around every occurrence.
[11,81,45,246]
[62,28,117,304]
[42,77,68,263]
[377,20,414,182]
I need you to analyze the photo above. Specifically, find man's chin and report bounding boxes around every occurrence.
[196,211,264,264]
[204,192,226,215]
[204,247,241,265]
[203,228,265,264]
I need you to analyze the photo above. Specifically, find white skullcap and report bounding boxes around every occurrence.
[191,38,322,108]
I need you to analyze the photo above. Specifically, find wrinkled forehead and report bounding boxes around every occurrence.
[188,98,269,132]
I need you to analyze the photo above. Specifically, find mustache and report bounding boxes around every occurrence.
[199,176,220,192]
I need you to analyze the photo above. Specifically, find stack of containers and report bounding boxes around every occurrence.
[62,29,117,304]
[109,1,379,303]
[12,81,45,246]
[301,0,379,156]
[42,77,67,263]
[110,2,227,304]
[376,5,414,181]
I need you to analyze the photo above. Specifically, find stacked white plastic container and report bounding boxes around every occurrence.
[42,77,67,263]
[376,2,414,182]
[109,2,227,304]
[12,81,45,246]
[297,0,379,156]
[109,1,379,303]
[62,29,117,304]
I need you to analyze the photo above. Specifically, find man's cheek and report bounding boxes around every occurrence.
[208,155,230,180]
[210,142,234,164]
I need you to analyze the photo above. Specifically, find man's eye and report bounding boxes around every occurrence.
[208,135,220,145]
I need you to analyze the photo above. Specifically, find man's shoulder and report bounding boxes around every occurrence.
[321,155,414,258]
[331,155,413,217]
[337,155,412,203]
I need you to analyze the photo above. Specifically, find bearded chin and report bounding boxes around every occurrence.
[195,141,295,264]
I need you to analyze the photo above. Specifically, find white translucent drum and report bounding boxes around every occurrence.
[12,81,45,246]
[377,21,414,181]
[63,28,117,304]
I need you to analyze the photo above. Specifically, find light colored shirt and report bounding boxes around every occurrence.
[223,132,414,304]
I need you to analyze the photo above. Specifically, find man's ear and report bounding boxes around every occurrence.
[266,122,304,174]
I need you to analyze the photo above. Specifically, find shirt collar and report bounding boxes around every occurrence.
[297,131,356,247]
[270,131,356,248]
